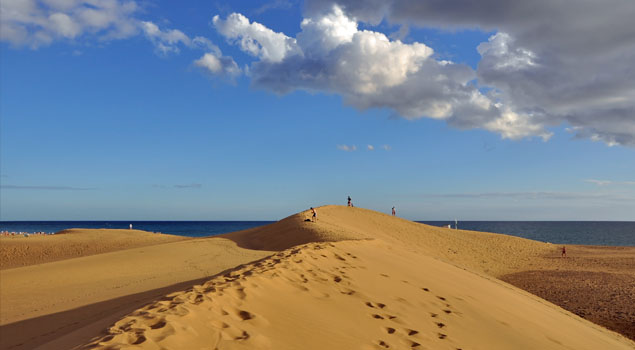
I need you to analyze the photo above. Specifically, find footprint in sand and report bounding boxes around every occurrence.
[131,334,146,345]
[150,320,167,330]
[370,313,396,320]
[377,340,390,348]
[365,301,387,309]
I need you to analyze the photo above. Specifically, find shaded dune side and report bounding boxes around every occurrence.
[222,205,554,277]
[0,229,188,269]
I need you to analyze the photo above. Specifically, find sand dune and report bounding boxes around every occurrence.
[0,229,188,269]
[225,205,553,276]
[86,239,632,350]
[1,205,633,350]
[0,235,273,350]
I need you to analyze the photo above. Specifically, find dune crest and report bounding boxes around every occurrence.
[224,205,552,276]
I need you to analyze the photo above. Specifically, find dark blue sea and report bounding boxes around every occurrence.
[1,221,633,246]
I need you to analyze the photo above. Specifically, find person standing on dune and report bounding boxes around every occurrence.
[392,206,396,216]
[311,207,317,222]
[347,196,352,207]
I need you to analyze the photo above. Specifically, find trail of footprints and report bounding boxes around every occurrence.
[366,278,463,350]
[86,242,464,350]
[87,243,362,349]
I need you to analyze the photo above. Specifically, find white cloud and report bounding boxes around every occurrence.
[367,144,374,150]
[382,144,391,150]
[1,0,140,48]
[194,52,241,77]
[140,21,190,55]
[212,12,300,63]
[337,144,357,151]
[298,4,357,53]
[1,1,241,81]
[477,33,537,72]
[213,6,551,141]
[301,0,635,146]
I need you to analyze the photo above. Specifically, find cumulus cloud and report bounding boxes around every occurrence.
[0,0,139,48]
[367,144,374,150]
[194,52,241,77]
[140,21,190,55]
[1,1,240,78]
[301,0,635,146]
[213,6,554,141]
[213,12,300,63]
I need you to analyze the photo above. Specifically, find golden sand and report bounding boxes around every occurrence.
[1,206,633,350]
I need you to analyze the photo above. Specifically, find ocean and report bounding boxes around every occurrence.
[1,220,633,246]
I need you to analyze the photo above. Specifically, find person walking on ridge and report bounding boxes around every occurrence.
[347,196,352,207]
[392,206,396,216]
[311,207,317,222]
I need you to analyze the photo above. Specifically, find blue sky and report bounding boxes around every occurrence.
[1,0,634,221]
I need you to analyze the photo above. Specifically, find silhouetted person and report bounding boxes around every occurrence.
[311,207,317,222]
[392,206,396,216]
[347,196,352,207]
[561,246,567,258]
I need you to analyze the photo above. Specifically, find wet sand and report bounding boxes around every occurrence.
[502,245,635,340]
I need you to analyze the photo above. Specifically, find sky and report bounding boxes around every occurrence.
[1,0,634,221]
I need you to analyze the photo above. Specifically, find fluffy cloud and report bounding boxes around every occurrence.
[1,0,240,78]
[0,0,139,48]
[213,6,554,141]
[194,52,241,77]
[301,0,635,146]
[140,21,190,55]
[213,13,300,63]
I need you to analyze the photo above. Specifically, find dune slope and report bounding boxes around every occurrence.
[86,240,633,350]
[0,229,188,269]
[0,235,273,350]
[83,206,634,349]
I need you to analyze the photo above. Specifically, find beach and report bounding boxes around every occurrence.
[1,206,633,349]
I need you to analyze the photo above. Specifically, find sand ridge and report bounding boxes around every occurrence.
[225,205,555,277]
[0,229,189,269]
[85,239,634,350]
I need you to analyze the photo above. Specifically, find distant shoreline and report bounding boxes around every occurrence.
[2,220,633,246]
